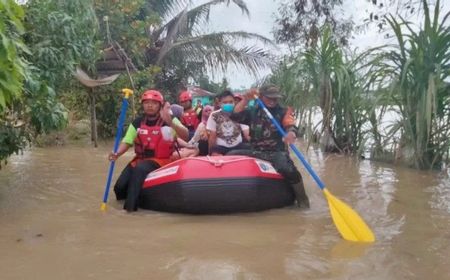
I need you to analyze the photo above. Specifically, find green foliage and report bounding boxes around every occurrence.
[24,73,68,133]
[20,0,100,133]
[92,67,159,137]
[0,121,29,168]
[58,82,90,121]
[270,25,379,155]
[0,0,27,111]
[94,0,159,67]
[1,0,100,166]
[374,0,450,169]
[24,0,99,90]
[0,0,29,166]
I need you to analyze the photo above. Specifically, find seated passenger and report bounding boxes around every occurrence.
[178,90,201,140]
[233,94,251,142]
[170,105,214,159]
[108,90,188,212]
[206,90,248,156]
[190,105,213,156]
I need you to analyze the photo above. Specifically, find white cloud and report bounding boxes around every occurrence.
[192,0,282,89]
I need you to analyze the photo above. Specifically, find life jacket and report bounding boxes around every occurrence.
[181,108,200,131]
[134,117,175,161]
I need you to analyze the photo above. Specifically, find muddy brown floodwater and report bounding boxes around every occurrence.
[0,142,449,279]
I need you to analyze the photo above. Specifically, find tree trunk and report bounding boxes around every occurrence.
[319,75,339,152]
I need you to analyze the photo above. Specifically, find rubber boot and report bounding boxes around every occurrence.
[291,181,310,209]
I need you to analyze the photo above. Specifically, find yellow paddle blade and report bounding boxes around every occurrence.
[323,189,375,243]
[100,203,107,211]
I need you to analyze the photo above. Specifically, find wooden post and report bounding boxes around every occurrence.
[89,88,98,147]
[124,57,136,119]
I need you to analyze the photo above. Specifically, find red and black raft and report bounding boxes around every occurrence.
[140,155,295,214]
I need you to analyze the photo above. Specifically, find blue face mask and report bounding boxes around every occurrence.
[221,103,234,113]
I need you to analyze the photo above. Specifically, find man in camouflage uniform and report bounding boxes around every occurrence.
[229,85,310,208]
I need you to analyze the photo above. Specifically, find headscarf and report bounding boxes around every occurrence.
[201,105,213,124]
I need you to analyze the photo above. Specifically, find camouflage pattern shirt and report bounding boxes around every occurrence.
[231,104,296,152]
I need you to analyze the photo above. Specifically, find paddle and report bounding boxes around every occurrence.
[101,88,133,211]
[254,96,375,242]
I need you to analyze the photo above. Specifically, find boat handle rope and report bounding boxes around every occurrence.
[199,156,259,167]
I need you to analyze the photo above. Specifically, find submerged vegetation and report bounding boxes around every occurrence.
[270,0,450,169]
[0,0,449,170]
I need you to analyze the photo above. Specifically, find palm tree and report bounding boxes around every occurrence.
[145,0,274,89]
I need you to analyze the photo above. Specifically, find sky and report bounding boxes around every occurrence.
[193,0,450,89]
[197,0,282,89]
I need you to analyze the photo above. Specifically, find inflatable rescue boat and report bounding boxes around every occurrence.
[140,155,295,214]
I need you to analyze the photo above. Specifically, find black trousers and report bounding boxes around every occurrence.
[226,149,310,208]
[114,160,161,212]
[197,139,209,156]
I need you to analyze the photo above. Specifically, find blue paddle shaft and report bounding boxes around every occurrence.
[102,98,129,204]
[255,98,325,190]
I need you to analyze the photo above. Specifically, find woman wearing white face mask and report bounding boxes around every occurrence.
[206,90,249,156]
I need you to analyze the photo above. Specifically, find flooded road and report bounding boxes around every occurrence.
[1,142,449,279]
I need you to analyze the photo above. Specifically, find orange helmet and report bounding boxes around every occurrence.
[141,90,164,104]
[179,91,192,103]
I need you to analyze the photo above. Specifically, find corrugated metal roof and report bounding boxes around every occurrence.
[96,41,137,76]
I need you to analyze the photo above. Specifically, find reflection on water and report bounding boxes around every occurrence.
[0,143,449,279]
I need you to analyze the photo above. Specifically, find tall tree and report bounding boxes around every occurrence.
[1,0,101,167]
[25,0,99,90]
[274,0,353,49]
[363,0,435,31]
[94,0,159,67]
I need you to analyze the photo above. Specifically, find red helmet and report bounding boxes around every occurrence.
[141,90,164,104]
[233,93,243,100]
[179,91,192,103]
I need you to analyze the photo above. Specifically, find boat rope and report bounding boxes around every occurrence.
[183,156,264,167]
